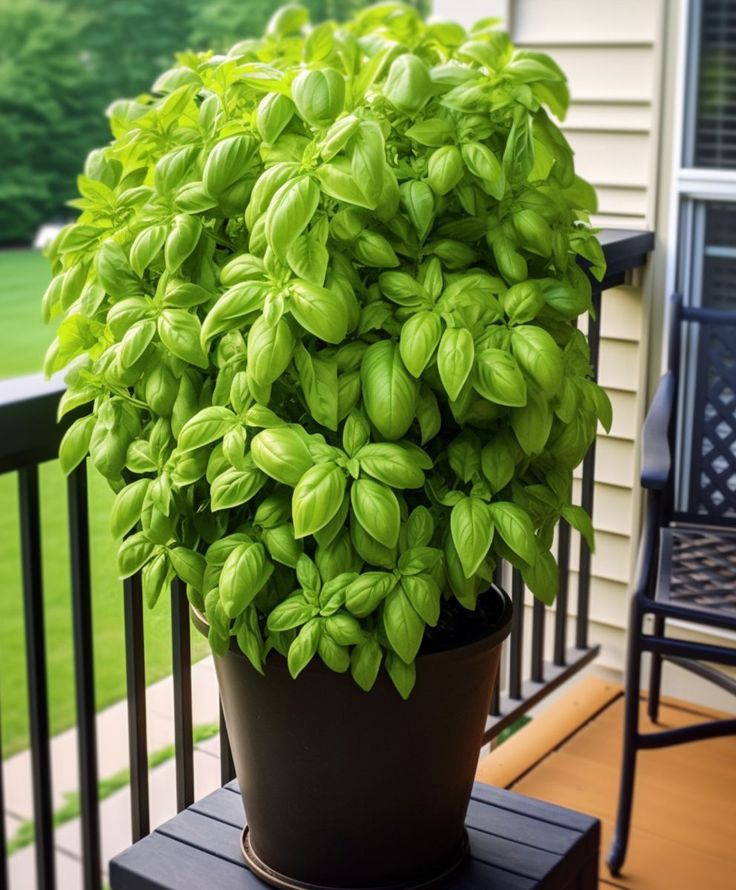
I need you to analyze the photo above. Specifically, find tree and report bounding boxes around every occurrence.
[0,0,95,243]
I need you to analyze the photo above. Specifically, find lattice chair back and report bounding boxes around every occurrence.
[674,303,736,526]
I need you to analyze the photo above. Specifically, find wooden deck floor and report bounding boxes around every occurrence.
[476,677,736,890]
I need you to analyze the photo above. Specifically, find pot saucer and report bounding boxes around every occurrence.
[241,827,470,890]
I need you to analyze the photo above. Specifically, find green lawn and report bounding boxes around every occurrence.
[0,249,208,758]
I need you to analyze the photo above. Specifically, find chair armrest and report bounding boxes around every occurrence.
[641,371,675,490]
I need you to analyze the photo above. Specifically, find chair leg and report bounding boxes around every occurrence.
[647,614,665,723]
[607,598,644,877]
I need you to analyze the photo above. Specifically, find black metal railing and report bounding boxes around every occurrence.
[0,228,654,890]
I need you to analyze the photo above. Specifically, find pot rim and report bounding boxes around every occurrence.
[191,583,513,669]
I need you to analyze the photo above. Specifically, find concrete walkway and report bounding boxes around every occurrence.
[4,657,223,889]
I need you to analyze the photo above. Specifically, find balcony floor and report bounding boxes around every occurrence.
[476,676,736,890]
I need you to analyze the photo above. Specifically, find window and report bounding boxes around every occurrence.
[691,0,736,170]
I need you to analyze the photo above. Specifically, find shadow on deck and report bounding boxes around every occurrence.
[476,677,736,890]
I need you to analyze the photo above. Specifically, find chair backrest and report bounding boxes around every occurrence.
[671,302,736,526]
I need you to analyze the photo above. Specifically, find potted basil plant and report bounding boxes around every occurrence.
[44,3,608,888]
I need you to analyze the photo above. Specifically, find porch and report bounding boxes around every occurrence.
[478,676,736,890]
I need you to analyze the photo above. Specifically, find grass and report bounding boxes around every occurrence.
[5,723,220,855]
[0,249,209,758]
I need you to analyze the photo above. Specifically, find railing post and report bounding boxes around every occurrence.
[171,579,195,811]
[18,465,55,890]
[124,572,150,841]
[68,465,102,890]
[576,289,603,650]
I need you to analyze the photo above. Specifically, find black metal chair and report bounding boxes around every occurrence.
[607,297,736,875]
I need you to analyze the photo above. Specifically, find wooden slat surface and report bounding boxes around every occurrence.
[477,679,736,890]
[110,780,599,890]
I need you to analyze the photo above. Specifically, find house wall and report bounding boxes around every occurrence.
[430,0,729,701]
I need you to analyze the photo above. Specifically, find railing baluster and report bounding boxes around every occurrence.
[18,465,55,890]
[0,695,7,890]
[171,578,194,812]
[531,599,546,683]
[68,466,101,890]
[219,702,236,786]
[489,561,505,717]
[509,570,525,700]
[554,519,571,666]
[124,572,149,841]
[577,290,603,649]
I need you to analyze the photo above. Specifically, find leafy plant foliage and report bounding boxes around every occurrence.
[45,2,609,698]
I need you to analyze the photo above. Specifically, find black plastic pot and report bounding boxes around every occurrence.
[193,584,512,890]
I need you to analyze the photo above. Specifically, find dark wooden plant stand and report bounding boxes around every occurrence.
[110,781,599,889]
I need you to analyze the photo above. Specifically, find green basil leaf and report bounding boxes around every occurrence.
[561,505,595,551]
[178,407,237,452]
[450,497,493,578]
[511,325,563,397]
[111,479,150,538]
[317,160,376,209]
[437,327,474,401]
[117,532,155,578]
[503,281,544,324]
[488,501,537,565]
[203,134,257,196]
[350,478,401,549]
[294,346,339,430]
[384,54,431,115]
[511,387,553,455]
[472,347,527,406]
[164,215,202,273]
[130,225,167,277]
[290,280,347,343]
[59,415,96,475]
[481,432,517,493]
[251,427,313,486]
[236,607,265,674]
[356,443,425,489]
[399,311,442,378]
[400,180,434,241]
[286,232,329,286]
[401,574,440,626]
[265,175,320,262]
[382,586,424,663]
[247,316,295,386]
[292,462,346,538]
[428,145,464,196]
[158,309,208,369]
[263,523,303,568]
[142,550,170,608]
[169,547,206,591]
[324,612,364,646]
[361,341,417,441]
[287,618,322,678]
[210,465,267,510]
[385,651,416,699]
[350,120,385,206]
[220,542,273,618]
[345,572,397,618]
[267,595,317,632]
[351,637,383,691]
[202,282,268,346]
[318,633,351,673]
[291,68,345,127]
[521,550,558,605]
[462,142,505,200]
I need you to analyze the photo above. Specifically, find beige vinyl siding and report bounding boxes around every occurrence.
[433,0,664,681]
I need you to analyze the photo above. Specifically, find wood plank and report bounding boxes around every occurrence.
[156,809,246,868]
[190,787,244,829]
[465,798,582,854]
[476,676,622,787]
[109,831,260,890]
[471,783,597,833]
[513,747,736,888]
